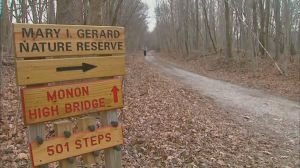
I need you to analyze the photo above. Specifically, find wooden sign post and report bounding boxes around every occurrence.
[13,23,126,168]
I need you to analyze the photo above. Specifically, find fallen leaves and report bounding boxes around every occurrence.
[121,55,298,167]
[0,55,298,167]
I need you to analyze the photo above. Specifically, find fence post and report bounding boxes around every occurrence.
[54,120,76,168]
[77,117,97,166]
[100,110,122,168]
[28,123,49,168]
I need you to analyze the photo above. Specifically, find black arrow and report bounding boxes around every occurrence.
[56,63,97,72]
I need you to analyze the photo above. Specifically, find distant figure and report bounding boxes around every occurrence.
[144,47,147,57]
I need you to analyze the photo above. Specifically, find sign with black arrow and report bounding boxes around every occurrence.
[13,24,126,167]
[56,63,97,72]
[16,56,125,85]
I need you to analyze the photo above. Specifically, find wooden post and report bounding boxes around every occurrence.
[13,24,125,167]
[100,110,122,168]
[77,117,97,166]
[0,45,3,121]
[25,82,49,168]
[28,123,49,168]
[54,120,76,168]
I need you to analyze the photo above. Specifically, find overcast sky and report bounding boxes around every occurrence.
[142,0,156,32]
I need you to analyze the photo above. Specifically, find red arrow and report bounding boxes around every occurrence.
[111,86,119,103]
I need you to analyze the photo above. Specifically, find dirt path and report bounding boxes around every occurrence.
[0,56,298,167]
[145,54,299,139]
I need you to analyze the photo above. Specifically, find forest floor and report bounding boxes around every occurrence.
[0,54,299,167]
[155,51,300,101]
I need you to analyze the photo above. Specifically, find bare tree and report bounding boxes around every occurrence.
[195,0,199,49]
[5,0,297,75]
[0,0,9,51]
[47,0,55,24]
[21,0,28,23]
[283,0,291,74]
[88,0,103,25]
[224,0,232,59]
[184,0,190,57]
[12,0,21,23]
[298,18,300,53]
[202,0,217,53]
[252,0,259,75]
[111,0,124,26]
[264,0,271,52]
[274,0,282,60]
[57,0,84,24]
[258,0,265,55]
[28,0,38,23]
[0,0,4,49]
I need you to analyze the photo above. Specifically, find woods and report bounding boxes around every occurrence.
[152,0,300,75]
[0,0,148,58]
[1,0,299,73]
[0,0,299,167]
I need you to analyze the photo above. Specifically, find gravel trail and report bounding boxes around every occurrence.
[145,55,300,139]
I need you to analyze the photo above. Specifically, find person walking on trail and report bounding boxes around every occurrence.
[144,47,147,56]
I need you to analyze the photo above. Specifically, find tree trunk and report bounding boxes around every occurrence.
[47,0,55,24]
[12,0,21,23]
[0,0,8,51]
[184,0,190,57]
[224,0,232,59]
[210,0,217,48]
[28,0,38,23]
[283,0,290,74]
[202,0,217,53]
[258,0,265,55]
[217,0,224,52]
[0,0,3,49]
[274,0,281,60]
[237,0,245,51]
[252,0,258,56]
[264,0,271,52]
[38,0,43,23]
[21,0,28,23]
[107,0,114,24]
[195,0,199,49]
[88,0,104,25]
[202,0,208,50]
[252,0,258,76]
[169,0,177,50]
[0,0,9,122]
[298,18,300,54]
[111,0,124,26]
[57,0,84,24]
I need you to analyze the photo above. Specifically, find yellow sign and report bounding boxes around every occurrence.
[30,125,123,166]
[21,79,123,125]
[13,23,125,58]
[16,56,125,85]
